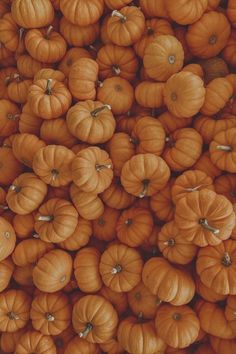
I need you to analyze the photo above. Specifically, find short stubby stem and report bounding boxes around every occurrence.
[45,313,55,322]
[147,26,154,35]
[112,65,121,75]
[7,113,20,120]
[111,10,127,22]
[38,215,54,222]
[209,34,217,45]
[168,55,176,64]
[7,311,19,320]
[45,25,54,39]
[79,323,93,338]
[139,179,149,199]
[12,73,22,82]
[125,218,133,226]
[90,104,111,117]
[199,218,220,235]
[0,204,8,210]
[9,185,21,193]
[173,313,181,321]
[111,264,122,274]
[185,185,204,192]
[46,79,53,95]
[164,238,175,247]
[216,145,232,152]
[222,252,232,267]
[95,163,112,171]
[51,169,59,181]
[32,233,40,239]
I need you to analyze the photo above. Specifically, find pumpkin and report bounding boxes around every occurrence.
[118,317,166,354]
[7,74,32,104]
[60,0,104,26]
[0,147,23,185]
[224,296,236,335]
[14,329,57,354]
[58,48,91,77]
[0,1,10,18]
[30,291,71,335]
[35,198,78,243]
[174,26,193,64]
[150,179,175,222]
[157,221,198,265]
[210,336,236,354]
[163,71,205,118]
[28,79,72,120]
[33,249,73,292]
[12,239,53,267]
[193,151,221,179]
[107,6,145,47]
[33,145,75,187]
[226,73,236,114]
[96,43,139,81]
[139,0,169,18]
[0,257,14,292]
[59,216,92,251]
[100,338,124,354]
[13,212,37,239]
[97,76,134,115]
[163,128,203,171]
[0,289,31,332]
[0,217,16,261]
[155,304,200,348]
[72,146,113,194]
[40,118,77,148]
[135,81,164,109]
[34,68,65,83]
[186,11,231,59]
[0,99,20,137]
[6,172,47,215]
[127,282,161,319]
[227,0,236,28]
[0,12,25,53]
[105,0,132,9]
[92,206,120,242]
[64,337,101,354]
[53,326,75,354]
[182,63,204,78]
[196,239,236,295]
[200,57,229,84]
[66,100,115,144]
[209,127,236,173]
[214,174,236,204]
[99,243,143,292]
[175,189,235,247]
[0,327,28,354]
[121,153,170,198]
[13,264,34,287]
[19,102,42,135]
[195,275,226,303]
[72,295,118,343]
[68,58,98,101]
[101,177,135,210]
[12,133,45,168]
[144,35,184,82]
[17,55,46,79]
[157,111,192,134]
[142,257,195,305]
[171,169,214,204]
[70,183,104,220]
[0,67,18,100]
[74,247,102,293]
[116,206,153,247]
[99,286,128,315]
[165,0,208,25]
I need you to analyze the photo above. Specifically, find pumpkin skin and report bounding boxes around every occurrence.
[155,304,200,349]
[72,295,118,343]
[0,217,16,261]
[200,57,229,84]
[210,336,236,354]
[35,198,78,243]
[195,275,226,303]
[135,81,164,109]
[209,128,236,173]
[214,174,236,204]
[127,282,161,319]
[17,55,46,80]
[7,74,32,104]
[165,0,208,25]
[107,6,145,47]
[72,146,113,194]
[0,327,29,354]
[11,0,54,29]
[116,207,153,247]
[186,11,231,59]
[157,221,198,265]
[66,100,115,144]
[175,189,235,247]
[64,337,101,354]
[0,67,18,100]
[40,118,77,148]
[34,68,65,83]
[15,329,57,354]
[105,0,132,9]
[0,257,14,292]
[0,187,7,215]
[142,257,195,306]
[139,0,169,18]
[58,47,91,77]
[100,338,124,354]
[74,247,102,293]
[150,179,175,222]
[28,79,72,120]
[99,243,143,292]
[197,239,236,295]
[96,44,139,82]
[0,13,24,54]
[92,207,120,242]
[193,151,221,179]
[6,172,47,215]
[30,292,71,335]
[33,145,75,187]
[163,128,203,171]
[158,111,192,134]
[99,286,128,315]
[101,177,135,210]
[163,71,205,118]
[33,249,73,293]
[60,0,104,26]
[0,99,20,137]
[144,35,184,82]
[97,76,134,115]
[19,102,43,135]
[68,58,98,101]
[171,169,214,204]
[121,153,170,198]
[118,317,166,354]
[13,264,34,287]
[227,0,236,28]
[224,296,236,335]
[182,63,204,78]
[0,289,31,332]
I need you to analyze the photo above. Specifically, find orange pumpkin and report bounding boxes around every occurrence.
[150,179,175,222]
[60,0,104,26]
[0,216,16,261]
[0,99,20,137]
[14,329,57,354]
[64,337,101,354]
[13,212,41,239]
[19,102,42,135]
[166,0,208,25]
[92,206,120,242]
[227,0,236,28]
[7,73,32,104]
[210,336,236,354]
[101,177,135,210]
[135,81,164,109]
[17,55,46,79]
[193,151,222,179]
[0,257,14,292]
[40,118,77,148]
[58,47,92,77]
[139,0,169,18]
[157,111,192,134]
[195,275,226,303]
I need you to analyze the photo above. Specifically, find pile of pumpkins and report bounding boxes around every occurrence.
[1,0,236,353]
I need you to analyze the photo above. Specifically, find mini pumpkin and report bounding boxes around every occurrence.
[193,151,221,179]
[19,102,42,135]
[0,13,25,53]
[135,81,164,109]
[92,206,120,242]
[60,0,104,26]
[0,98,20,137]
[227,0,236,28]
[101,177,135,210]
[7,73,32,104]
[40,118,77,148]
[195,275,226,303]
[64,337,100,354]
[214,174,236,204]
[0,216,16,261]
[0,257,14,292]
[150,179,175,222]
[58,47,91,77]
[14,329,57,354]
[0,147,23,186]
[165,0,208,25]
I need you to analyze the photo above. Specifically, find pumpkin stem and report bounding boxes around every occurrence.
[18,27,24,41]
[129,137,139,145]
[0,204,8,210]
[147,26,154,35]
[134,292,141,300]
[96,80,103,88]
[45,79,53,95]
[88,44,97,53]
[199,218,220,235]
[139,179,149,198]
[32,233,40,239]
[90,104,111,117]
[79,323,93,338]
[7,311,19,320]
[222,252,232,267]
[12,73,22,82]
[111,264,122,274]
[112,65,121,75]
[111,10,127,22]
[45,25,54,39]
[208,34,217,45]
[38,215,54,222]
[185,185,204,192]
[173,313,181,321]
[163,238,175,247]
[168,55,176,64]
[125,218,133,226]
[51,169,59,181]
[7,113,20,121]
[4,232,10,239]
[9,185,21,193]
[45,313,55,322]
[95,163,112,171]
[216,145,232,152]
